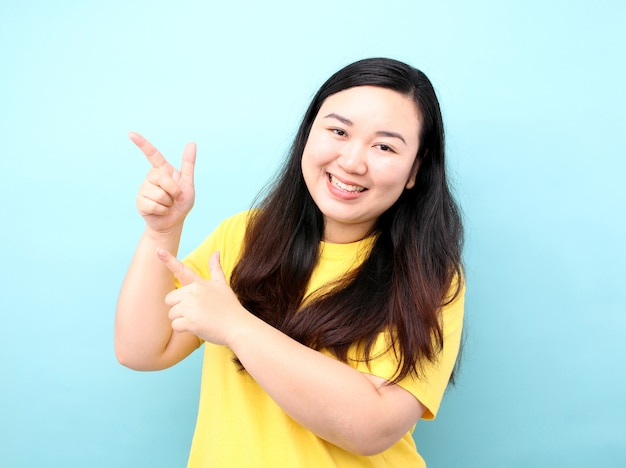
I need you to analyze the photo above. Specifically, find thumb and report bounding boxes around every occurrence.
[208,251,227,284]
[179,142,196,186]
[157,248,201,286]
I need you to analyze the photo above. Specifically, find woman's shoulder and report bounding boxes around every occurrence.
[215,210,255,234]
[183,210,254,278]
[193,210,255,252]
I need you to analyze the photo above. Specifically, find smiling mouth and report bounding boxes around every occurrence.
[328,174,366,193]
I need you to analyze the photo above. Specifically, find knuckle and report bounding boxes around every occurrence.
[145,167,161,182]
[155,190,173,206]
[149,200,167,215]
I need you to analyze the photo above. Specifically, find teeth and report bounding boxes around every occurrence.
[329,174,365,193]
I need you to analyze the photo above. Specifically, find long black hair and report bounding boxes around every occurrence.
[231,58,463,383]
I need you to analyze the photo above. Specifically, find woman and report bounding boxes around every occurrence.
[115,57,464,467]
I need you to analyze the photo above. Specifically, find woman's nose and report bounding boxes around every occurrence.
[337,142,367,175]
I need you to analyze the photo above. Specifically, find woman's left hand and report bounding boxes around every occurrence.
[157,249,248,345]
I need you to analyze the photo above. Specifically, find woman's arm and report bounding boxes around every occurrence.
[114,133,201,371]
[160,250,425,455]
[230,311,425,455]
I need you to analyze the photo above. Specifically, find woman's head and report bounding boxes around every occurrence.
[301,85,421,243]
[280,57,447,241]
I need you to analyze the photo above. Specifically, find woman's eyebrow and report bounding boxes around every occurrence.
[324,113,353,126]
[376,130,406,145]
[324,113,407,145]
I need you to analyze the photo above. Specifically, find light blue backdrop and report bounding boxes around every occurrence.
[1,1,624,466]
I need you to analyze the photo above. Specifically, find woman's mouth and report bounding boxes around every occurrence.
[328,174,366,193]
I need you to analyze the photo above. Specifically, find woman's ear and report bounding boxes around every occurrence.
[405,170,418,189]
[405,151,425,189]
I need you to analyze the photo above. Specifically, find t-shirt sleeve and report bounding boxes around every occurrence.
[350,282,465,420]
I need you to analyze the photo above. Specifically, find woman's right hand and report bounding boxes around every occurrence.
[130,132,196,234]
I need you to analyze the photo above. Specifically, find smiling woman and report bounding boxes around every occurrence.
[302,86,421,243]
[115,57,465,467]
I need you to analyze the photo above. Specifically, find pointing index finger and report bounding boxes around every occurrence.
[129,131,174,173]
[157,248,200,286]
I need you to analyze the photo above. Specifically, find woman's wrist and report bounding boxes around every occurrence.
[142,224,184,244]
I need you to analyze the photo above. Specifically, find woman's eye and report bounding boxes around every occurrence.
[331,128,346,136]
[376,144,394,152]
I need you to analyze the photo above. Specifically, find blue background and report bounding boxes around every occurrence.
[1,1,625,466]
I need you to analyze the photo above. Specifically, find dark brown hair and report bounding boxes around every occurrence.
[231,58,463,383]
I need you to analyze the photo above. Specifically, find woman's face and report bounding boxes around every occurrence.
[301,86,421,243]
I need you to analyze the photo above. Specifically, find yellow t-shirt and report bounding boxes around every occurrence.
[182,211,464,467]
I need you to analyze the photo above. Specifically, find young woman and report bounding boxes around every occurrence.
[115,57,464,467]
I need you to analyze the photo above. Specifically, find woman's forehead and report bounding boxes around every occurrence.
[315,86,422,139]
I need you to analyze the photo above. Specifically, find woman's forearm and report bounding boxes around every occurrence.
[115,227,200,370]
[228,313,423,455]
